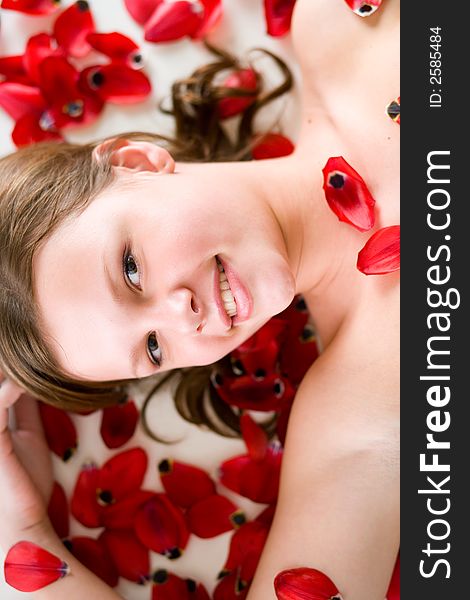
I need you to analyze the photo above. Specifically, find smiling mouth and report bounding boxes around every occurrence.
[216,257,237,319]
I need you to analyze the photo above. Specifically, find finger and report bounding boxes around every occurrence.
[13,394,44,436]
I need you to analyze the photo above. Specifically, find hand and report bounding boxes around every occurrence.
[0,373,54,550]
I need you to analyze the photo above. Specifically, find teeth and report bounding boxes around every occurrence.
[217,257,237,318]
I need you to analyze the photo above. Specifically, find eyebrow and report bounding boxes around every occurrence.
[103,254,142,380]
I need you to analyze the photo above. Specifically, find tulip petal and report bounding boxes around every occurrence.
[71,462,102,527]
[264,0,297,37]
[64,536,119,588]
[53,0,96,57]
[47,481,70,539]
[240,413,268,461]
[100,398,139,448]
[344,0,382,17]
[0,82,46,121]
[218,443,282,504]
[217,68,258,120]
[124,0,163,25]
[223,521,268,580]
[151,569,190,599]
[98,447,148,502]
[86,32,143,69]
[158,458,216,509]
[274,567,343,600]
[0,55,31,85]
[213,568,249,600]
[101,489,155,529]
[4,541,69,592]
[186,494,246,538]
[99,529,150,584]
[24,33,63,85]
[1,0,60,15]
[322,156,376,232]
[193,0,223,39]
[386,96,400,124]
[38,402,77,461]
[79,64,151,103]
[251,133,295,160]
[144,1,203,43]
[134,494,190,557]
[357,225,400,275]
[187,579,211,599]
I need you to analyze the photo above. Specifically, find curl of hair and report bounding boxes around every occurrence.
[0,40,292,437]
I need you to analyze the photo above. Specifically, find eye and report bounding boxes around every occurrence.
[147,332,162,367]
[123,251,141,289]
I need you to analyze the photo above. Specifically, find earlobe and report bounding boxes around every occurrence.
[92,139,175,174]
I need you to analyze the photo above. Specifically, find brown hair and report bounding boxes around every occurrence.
[0,40,292,438]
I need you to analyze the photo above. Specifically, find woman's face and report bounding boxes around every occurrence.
[33,155,296,382]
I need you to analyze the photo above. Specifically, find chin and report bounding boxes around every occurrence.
[258,259,297,319]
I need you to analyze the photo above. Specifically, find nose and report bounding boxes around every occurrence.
[164,288,203,334]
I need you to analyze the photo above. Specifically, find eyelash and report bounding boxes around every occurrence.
[122,245,163,368]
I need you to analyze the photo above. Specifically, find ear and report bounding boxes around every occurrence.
[92,138,175,174]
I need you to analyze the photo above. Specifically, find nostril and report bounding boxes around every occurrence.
[191,296,199,313]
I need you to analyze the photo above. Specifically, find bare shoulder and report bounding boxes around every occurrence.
[291,0,400,91]
[285,276,400,476]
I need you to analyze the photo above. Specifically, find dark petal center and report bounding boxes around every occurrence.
[76,0,90,12]
[153,569,168,584]
[329,173,345,189]
[359,4,373,13]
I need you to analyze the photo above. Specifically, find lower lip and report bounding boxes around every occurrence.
[217,255,253,325]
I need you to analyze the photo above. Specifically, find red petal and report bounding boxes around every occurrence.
[38,402,77,461]
[252,133,295,160]
[322,156,376,232]
[218,443,282,504]
[344,0,382,17]
[38,56,104,129]
[217,68,258,120]
[144,1,203,43]
[100,398,139,448]
[99,529,150,584]
[0,82,46,120]
[240,413,268,461]
[151,569,190,599]
[158,458,216,509]
[193,0,223,39]
[71,462,102,527]
[188,581,211,599]
[186,494,246,538]
[47,481,70,539]
[24,33,63,85]
[264,0,297,37]
[53,0,96,57]
[386,553,400,600]
[274,567,343,600]
[124,0,163,25]
[13,111,59,147]
[86,32,143,69]
[65,536,119,588]
[1,0,60,15]
[101,489,155,529]
[134,494,190,557]
[386,96,400,124]
[4,541,69,592]
[0,55,32,85]
[223,521,268,579]
[357,225,400,275]
[79,63,151,103]
[98,447,148,502]
[213,568,249,600]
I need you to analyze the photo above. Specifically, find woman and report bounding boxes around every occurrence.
[0,0,400,598]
